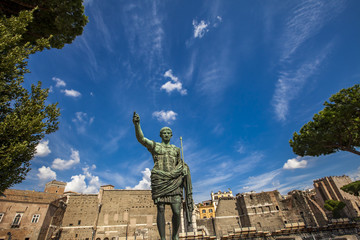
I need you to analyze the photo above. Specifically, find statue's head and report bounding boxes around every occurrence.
[160,127,172,142]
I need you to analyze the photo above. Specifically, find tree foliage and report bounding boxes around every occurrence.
[0,0,88,49]
[341,181,360,196]
[290,84,360,157]
[324,200,346,219]
[0,10,60,193]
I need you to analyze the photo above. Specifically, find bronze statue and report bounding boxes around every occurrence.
[133,112,193,240]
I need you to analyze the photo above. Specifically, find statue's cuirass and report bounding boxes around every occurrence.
[151,142,180,172]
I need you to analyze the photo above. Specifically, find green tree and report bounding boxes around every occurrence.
[0,10,60,193]
[0,0,88,49]
[341,181,360,196]
[324,200,346,219]
[289,84,360,157]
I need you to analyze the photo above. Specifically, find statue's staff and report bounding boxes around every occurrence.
[180,137,184,169]
[180,137,191,225]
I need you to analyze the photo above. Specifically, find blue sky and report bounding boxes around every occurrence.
[16,0,360,203]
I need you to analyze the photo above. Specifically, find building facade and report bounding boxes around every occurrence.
[1,175,360,239]
[59,185,195,240]
[0,187,66,240]
[197,200,215,219]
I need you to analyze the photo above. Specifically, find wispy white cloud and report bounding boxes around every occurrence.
[126,168,151,190]
[72,112,95,134]
[280,0,345,61]
[193,20,209,38]
[184,139,264,201]
[77,37,98,81]
[102,128,128,153]
[122,2,164,73]
[164,69,179,82]
[195,38,234,100]
[234,140,246,154]
[90,5,113,52]
[283,156,308,169]
[52,149,80,170]
[192,16,222,39]
[152,110,177,124]
[37,166,56,181]
[194,173,233,189]
[240,169,283,192]
[196,57,230,98]
[212,123,224,136]
[62,89,81,98]
[272,46,330,121]
[161,69,187,95]
[52,77,66,88]
[272,0,346,121]
[161,81,186,95]
[213,16,223,27]
[35,140,51,157]
[65,167,102,194]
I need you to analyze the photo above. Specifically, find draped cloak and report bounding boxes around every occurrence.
[148,142,194,223]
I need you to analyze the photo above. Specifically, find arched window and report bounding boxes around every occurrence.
[12,213,23,226]
[104,238,109,240]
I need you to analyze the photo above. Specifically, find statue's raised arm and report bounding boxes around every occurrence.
[133,112,154,149]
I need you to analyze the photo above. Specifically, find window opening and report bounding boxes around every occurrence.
[12,213,23,227]
[31,214,40,223]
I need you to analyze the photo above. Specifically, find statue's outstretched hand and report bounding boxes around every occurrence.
[133,112,140,124]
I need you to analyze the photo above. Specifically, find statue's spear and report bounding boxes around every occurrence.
[180,137,185,168]
[180,137,191,226]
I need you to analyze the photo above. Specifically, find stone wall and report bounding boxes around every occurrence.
[95,189,163,240]
[60,194,98,240]
[236,191,285,232]
[59,189,174,240]
[214,198,239,237]
[196,218,215,236]
[314,176,360,218]
[282,190,320,227]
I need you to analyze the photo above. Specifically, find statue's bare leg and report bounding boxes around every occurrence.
[171,201,181,240]
[157,203,166,240]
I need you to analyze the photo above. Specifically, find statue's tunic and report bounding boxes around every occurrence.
[147,142,183,204]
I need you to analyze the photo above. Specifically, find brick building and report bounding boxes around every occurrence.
[0,183,66,240]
